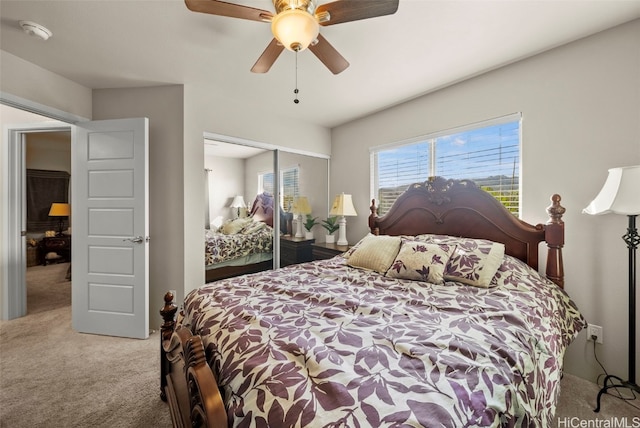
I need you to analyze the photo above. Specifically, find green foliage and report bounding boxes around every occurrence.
[303,214,319,232]
[321,216,340,234]
[480,185,519,216]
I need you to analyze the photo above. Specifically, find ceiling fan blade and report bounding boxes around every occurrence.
[251,39,285,73]
[308,34,349,75]
[185,0,273,22]
[316,0,398,26]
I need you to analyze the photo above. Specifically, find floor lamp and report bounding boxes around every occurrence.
[583,165,640,412]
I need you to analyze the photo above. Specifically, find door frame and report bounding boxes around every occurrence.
[1,94,88,320]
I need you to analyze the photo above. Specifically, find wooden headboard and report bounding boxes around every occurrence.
[249,192,274,227]
[369,177,565,288]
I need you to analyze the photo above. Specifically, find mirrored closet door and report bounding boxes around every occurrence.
[203,136,329,282]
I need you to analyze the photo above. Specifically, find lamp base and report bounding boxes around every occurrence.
[56,218,65,236]
[336,216,348,246]
[594,374,640,412]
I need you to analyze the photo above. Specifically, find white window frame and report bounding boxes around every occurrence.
[370,113,522,216]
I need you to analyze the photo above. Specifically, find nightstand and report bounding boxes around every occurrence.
[312,242,351,261]
[39,236,71,265]
[280,236,315,267]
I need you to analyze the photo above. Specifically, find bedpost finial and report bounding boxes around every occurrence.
[160,291,179,341]
[164,291,174,304]
[547,194,565,225]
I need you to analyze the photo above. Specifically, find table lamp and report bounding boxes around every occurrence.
[329,193,357,245]
[48,203,70,236]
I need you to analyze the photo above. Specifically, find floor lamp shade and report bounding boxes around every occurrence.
[583,166,640,215]
[584,165,640,412]
[329,193,357,246]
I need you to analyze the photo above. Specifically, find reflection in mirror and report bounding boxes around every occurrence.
[203,138,329,281]
[204,141,275,283]
[277,152,329,268]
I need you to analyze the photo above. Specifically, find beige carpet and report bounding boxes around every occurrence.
[1,262,638,427]
[0,263,171,428]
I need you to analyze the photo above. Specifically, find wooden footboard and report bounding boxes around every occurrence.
[160,292,228,428]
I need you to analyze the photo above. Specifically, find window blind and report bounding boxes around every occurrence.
[372,115,521,216]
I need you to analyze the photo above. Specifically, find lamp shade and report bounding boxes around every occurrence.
[230,195,246,208]
[49,203,70,217]
[583,165,640,215]
[330,193,357,217]
[292,196,311,215]
[271,8,319,52]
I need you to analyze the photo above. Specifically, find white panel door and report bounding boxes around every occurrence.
[72,118,149,339]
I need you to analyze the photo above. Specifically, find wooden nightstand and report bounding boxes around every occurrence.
[39,236,71,265]
[312,242,351,261]
[280,236,315,267]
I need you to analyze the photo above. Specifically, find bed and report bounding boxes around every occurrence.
[163,177,586,427]
[205,192,276,283]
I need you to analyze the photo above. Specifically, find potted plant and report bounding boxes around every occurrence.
[303,214,318,239]
[321,216,339,243]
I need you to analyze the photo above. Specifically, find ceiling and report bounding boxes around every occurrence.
[1,1,639,129]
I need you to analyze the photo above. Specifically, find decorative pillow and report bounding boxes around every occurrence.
[220,218,251,235]
[346,234,402,274]
[443,238,505,288]
[342,233,372,259]
[386,240,456,284]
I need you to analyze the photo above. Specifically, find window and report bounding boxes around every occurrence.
[26,168,70,232]
[371,114,521,216]
[258,165,300,210]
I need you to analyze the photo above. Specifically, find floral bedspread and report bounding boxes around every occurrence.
[205,226,273,266]
[184,253,585,427]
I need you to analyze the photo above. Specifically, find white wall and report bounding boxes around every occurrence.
[205,155,245,225]
[26,133,71,173]
[331,20,640,382]
[0,51,92,119]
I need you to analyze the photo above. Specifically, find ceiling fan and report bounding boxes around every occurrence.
[185,0,399,74]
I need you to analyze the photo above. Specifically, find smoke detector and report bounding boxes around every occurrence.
[19,21,52,41]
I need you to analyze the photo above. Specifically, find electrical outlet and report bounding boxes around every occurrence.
[587,324,603,344]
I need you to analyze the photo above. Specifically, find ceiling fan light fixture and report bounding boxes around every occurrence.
[271,9,319,52]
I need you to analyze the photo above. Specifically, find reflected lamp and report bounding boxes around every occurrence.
[292,196,311,238]
[230,195,246,218]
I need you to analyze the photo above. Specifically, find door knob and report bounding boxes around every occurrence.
[123,236,149,244]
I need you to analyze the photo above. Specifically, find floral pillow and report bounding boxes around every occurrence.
[443,238,505,288]
[346,234,402,274]
[386,239,456,284]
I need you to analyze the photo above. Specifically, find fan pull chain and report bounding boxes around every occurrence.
[293,51,300,104]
